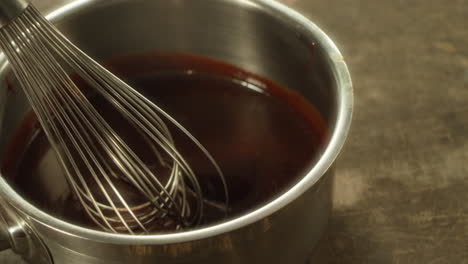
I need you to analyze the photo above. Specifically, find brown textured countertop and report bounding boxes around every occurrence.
[2,0,467,263]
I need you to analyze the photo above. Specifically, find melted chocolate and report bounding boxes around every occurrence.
[1,53,327,232]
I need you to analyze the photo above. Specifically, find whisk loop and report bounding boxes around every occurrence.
[0,3,228,234]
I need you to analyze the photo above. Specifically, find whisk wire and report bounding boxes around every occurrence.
[2,15,148,233]
[28,9,189,208]
[31,10,207,225]
[0,4,229,234]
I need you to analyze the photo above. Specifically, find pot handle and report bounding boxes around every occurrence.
[0,203,15,252]
[0,200,53,264]
[0,213,10,251]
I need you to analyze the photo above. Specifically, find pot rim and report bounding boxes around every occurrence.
[0,0,353,245]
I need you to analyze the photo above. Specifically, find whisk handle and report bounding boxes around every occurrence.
[0,0,29,29]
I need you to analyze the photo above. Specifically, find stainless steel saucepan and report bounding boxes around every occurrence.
[0,0,353,263]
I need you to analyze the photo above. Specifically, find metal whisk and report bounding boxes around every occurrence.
[0,0,228,234]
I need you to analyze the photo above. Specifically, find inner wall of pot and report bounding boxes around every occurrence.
[0,0,337,230]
